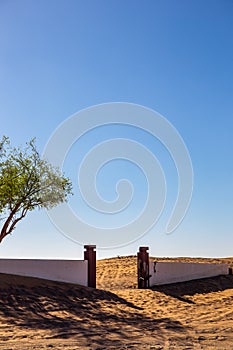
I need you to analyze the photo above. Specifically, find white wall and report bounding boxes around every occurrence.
[149,261,229,286]
[0,259,88,286]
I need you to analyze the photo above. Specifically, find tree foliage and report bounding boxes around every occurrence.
[0,137,72,243]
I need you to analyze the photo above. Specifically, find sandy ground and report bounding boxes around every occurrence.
[0,256,233,349]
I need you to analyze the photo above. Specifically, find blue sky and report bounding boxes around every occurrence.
[0,0,233,259]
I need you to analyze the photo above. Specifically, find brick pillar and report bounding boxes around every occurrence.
[137,246,150,289]
[84,245,96,288]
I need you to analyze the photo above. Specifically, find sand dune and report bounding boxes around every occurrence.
[0,256,233,349]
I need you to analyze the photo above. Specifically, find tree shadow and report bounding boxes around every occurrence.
[0,273,188,347]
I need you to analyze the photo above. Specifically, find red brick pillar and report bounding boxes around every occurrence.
[84,245,96,288]
[137,247,150,289]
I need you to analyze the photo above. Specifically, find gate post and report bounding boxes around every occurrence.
[84,245,96,288]
[137,247,150,289]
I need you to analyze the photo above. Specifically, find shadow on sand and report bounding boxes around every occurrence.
[0,273,187,348]
[151,274,233,303]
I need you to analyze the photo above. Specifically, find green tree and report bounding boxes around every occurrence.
[0,137,72,243]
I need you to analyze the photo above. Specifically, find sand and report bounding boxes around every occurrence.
[0,256,233,349]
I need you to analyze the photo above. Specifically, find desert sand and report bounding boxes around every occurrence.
[0,256,233,349]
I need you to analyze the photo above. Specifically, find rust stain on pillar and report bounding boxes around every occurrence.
[137,246,150,289]
[84,245,96,288]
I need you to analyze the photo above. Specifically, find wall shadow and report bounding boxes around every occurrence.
[151,274,233,302]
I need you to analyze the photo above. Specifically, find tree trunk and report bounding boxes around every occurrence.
[0,203,21,243]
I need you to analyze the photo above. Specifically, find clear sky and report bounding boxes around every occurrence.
[0,0,233,260]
